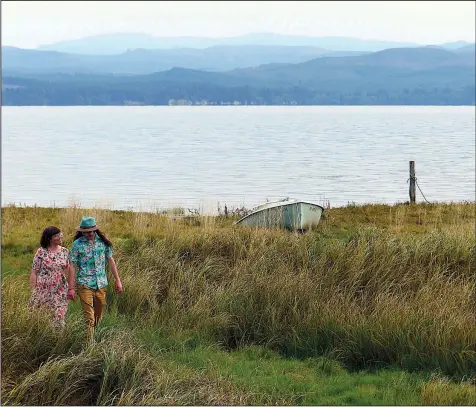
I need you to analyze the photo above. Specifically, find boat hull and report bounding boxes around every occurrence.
[235,201,324,231]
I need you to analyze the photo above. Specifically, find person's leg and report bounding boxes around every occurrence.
[93,287,107,328]
[77,284,95,345]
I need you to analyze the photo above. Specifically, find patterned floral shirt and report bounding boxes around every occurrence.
[70,234,113,289]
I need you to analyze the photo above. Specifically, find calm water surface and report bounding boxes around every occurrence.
[2,106,475,212]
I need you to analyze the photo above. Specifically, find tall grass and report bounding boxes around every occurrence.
[2,328,251,406]
[2,201,475,404]
[109,224,475,377]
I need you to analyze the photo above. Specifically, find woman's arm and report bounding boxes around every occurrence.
[67,264,77,300]
[29,269,37,290]
[68,263,76,287]
[68,243,79,300]
[29,248,43,290]
[107,257,123,294]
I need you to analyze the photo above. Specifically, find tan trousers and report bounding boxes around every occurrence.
[77,284,107,344]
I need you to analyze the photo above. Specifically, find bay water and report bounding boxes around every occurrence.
[2,106,474,213]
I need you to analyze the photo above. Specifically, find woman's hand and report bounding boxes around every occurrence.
[114,279,123,294]
[67,288,76,301]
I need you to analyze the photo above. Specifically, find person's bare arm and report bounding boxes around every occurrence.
[29,249,42,290]
[108,257,123,294]
[67,264,77,300]
[29,269,37,290]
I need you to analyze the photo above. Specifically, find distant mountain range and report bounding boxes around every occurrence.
[2,45,371,76]
[3,47,475,106]
[3,41,474,77]
[33,32,421,54]
[30,32,474,55]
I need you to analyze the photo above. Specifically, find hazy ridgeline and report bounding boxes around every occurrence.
[3,45,475,106]
[2,202,475,405]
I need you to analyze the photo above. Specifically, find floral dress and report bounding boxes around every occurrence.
[29,247,70,327]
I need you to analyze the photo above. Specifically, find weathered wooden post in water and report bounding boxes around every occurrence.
[409,161,416,203]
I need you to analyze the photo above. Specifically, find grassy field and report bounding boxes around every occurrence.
[1,201,476,405]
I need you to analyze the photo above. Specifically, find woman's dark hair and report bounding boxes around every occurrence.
[73,229,113,247]
[40,226,61,248]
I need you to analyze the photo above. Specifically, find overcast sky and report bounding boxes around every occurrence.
[2,1,475,48]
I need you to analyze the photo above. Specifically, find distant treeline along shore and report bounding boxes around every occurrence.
[2,35,475,106]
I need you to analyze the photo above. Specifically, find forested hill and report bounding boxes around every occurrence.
[2,47,475,106]
[1,45,368,75]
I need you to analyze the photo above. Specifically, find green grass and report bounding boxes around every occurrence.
[165,343,434,405]
[2,202,475,405]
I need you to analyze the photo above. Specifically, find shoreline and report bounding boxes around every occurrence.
[3,104,476,107]
[3,198,476,215]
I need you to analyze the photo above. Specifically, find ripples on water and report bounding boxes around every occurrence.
[2,106,475,213]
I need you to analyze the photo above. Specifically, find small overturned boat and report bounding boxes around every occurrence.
[234,198,325,232]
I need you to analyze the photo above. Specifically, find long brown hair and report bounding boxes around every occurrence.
[73,229,113,247]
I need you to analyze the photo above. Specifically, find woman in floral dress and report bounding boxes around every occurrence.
[29,226,73,328]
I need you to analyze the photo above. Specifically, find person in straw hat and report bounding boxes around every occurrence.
[67,216,123,344]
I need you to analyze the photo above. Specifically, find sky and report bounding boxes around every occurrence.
[2,0,475,48]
